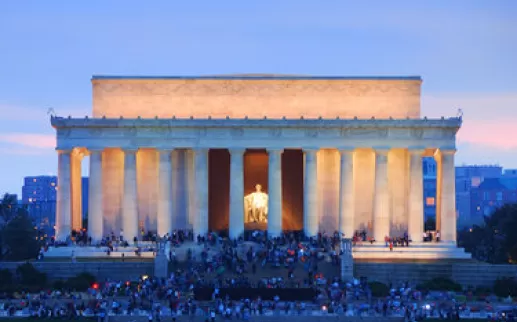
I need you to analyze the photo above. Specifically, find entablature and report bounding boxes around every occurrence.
[51,116,461,151]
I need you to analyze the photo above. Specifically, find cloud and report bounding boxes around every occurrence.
[456,142,517,168]
[422,93,517,150]
[0,133,55,149]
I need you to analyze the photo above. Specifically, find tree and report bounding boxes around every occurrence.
[0,193,22,260]
[457,204,517,264]
[0,193,18,222]
[2,211,40,261]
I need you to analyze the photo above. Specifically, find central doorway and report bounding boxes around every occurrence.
[208,149,303,234]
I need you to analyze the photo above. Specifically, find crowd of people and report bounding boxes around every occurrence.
[18,228,517,321]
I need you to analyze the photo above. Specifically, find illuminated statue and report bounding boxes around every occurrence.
[244,184,268,223]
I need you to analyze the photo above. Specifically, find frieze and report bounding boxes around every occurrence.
[269,128,282,137]
[410,128,424,139]
[231,128,244,137]
[442,128,456,139]
[52,116,459,150]
[198,128,207,137]
[305,128,319,138]
[57,129,72,138]
[340,128,350,137]
[87,128,103,136]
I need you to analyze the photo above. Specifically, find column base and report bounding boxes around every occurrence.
[55,225,71,241]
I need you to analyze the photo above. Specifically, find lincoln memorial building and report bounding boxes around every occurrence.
[51,75,467,259]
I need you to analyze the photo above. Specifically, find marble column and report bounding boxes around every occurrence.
[70,149,83,231]
[122,149,139,241]
[267,149,283,237]
[88,149,104,241]
[157,149,174,237]
[438,149,457,243]
[193,149,209,237]
[408,148,425,242]
[304,149,318,237]
[56,150,71,241]
[229,149,245,239]
[373,148,390,242]
[338,148,355,238]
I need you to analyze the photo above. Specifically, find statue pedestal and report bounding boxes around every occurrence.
[341,238,354,281]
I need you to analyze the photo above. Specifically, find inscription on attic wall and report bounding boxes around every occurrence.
[92,79,422,119]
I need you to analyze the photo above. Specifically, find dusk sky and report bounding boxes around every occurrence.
[0,0,516,196]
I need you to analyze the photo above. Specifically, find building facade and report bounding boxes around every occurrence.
[455,165,503,226]
[22,175,88,233]
[469,178,517,222]
[22,176,57,204]
[51,75,460,247]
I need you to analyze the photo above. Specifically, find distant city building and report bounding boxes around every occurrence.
[453,165,517,227]
[22,176,57,204]
[420,161,516,227]
[22,175,89,234]
[469,177,517,223]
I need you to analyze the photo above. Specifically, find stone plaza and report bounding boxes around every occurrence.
[50,75,470,259]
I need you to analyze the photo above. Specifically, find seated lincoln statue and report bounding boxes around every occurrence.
[244,184,268,223]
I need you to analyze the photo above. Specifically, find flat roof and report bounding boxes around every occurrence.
[91,75,422,81]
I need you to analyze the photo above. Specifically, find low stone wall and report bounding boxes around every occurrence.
[0,262,153,281]
[2,260,517,287]
[355,262,517,287]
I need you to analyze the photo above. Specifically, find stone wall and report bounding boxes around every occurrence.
[92,77,421,119]
[0,262,153,281]
[355,262,517,287]
[3,260,516,288]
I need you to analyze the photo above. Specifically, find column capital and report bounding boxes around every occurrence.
[88,148,104,154]
[372,147,390,155]
[193,148,209,154]
[338,147,355,155]
[267,148,284,155]
[440,148,457,155]
[122,148,139,153]
[229,148,246,155]
[158,148,175,155]
[303,147,319,153]
[408,147,426,155]
[57,149,73,154]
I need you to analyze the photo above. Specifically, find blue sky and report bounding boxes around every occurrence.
[0,0,516,195]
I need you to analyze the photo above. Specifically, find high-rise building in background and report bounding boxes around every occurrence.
[455,165,503,226]
[22,176,88,235]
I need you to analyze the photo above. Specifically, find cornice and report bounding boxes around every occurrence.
[51,116,461,130]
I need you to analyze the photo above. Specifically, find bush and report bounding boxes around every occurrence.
[52,280,66,290]
[417,277,462,292]
[0,269,13,287]
[15,263,47,288]
[368,281,389,297]
[493,277,517,297]
[65,272,96,291]
[473,286,492,296]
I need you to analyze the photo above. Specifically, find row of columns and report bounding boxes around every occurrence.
[55,147,457,243]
